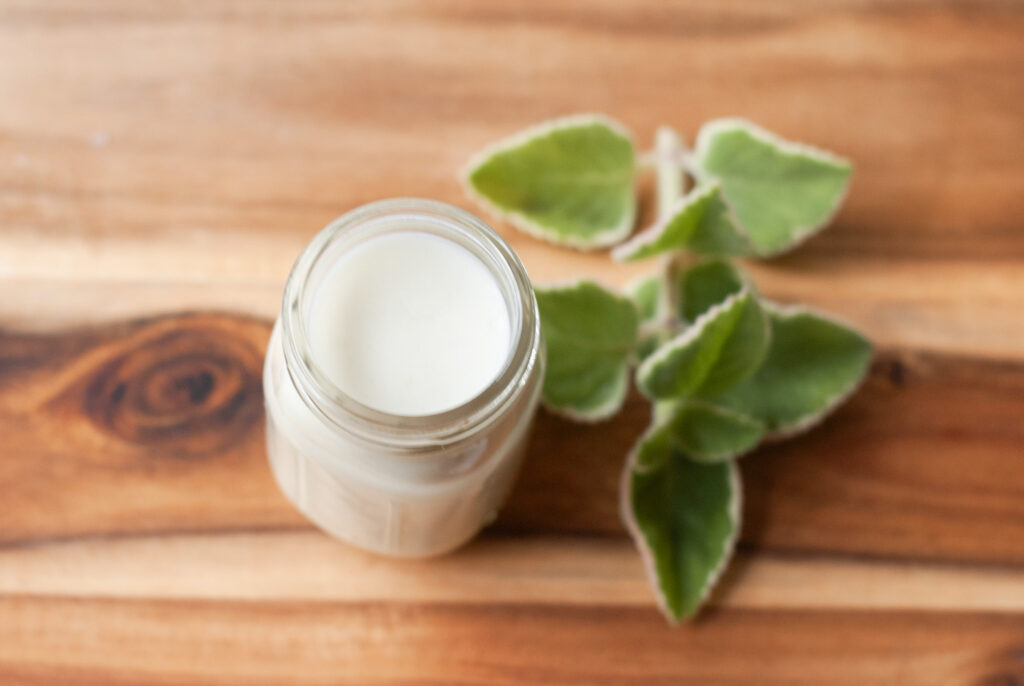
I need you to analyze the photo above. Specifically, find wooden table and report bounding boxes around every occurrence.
[2,2,1023,683]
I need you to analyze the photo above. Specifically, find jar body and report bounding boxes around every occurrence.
[263,199,544,558]
[264,324,541,556]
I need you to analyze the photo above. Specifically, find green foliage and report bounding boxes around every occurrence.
[627,273,670,363]
[637,289,770,400]
[710,304,873,436]
[660,400,765,464]
[462,113,866,623]
[675,258,748,323]
[534,281,639,421]
[693,119,852,256]
[613,184,750,261]
[628,273,665,324]
[464,115,636,249]
[624,437,740,622]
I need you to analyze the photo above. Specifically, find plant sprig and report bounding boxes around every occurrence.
[462,114,871,623]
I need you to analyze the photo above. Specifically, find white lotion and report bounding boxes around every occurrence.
[264,199,544,557]
[308,232,511,416]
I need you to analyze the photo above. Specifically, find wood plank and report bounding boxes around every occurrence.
[3,1,1024,683]
[0,313,306,545]
[5,250,1024,361]
[2,531,1024,614]
[2,312,1023,568]
[2,2,1024,683]
[1,0,1022,269]
[2,596,1022,686]
[510,350,1024,566]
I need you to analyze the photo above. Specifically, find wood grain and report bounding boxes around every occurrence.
[0,314,303,546]
[2,598,1023,686]
[4,532,1024,613]
[3,0,1024,683]
[3,313,1024,568]
[2,1,1022,265]
[2,315,1022,684]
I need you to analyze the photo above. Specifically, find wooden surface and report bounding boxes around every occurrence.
[2,1,1023,683]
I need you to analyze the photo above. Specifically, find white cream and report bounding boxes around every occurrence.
[264,200,544,558]
[307,232,511,416]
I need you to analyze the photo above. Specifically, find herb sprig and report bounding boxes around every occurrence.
[463,115,871,622]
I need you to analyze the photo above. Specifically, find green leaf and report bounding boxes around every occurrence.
[631,420,674,471]
[662,400,764,464]
[711,303,872,436]
[675,258,748,323]
[634,333,667,365]
[534,280,639,421]
[693,119,853,257]
[612,183,751,261]
[463,115,636,249]
[627,273,665,325]
[626,273,672,364]
[637,289,770,400]
[623,434,741,623]
[638,401,764,468]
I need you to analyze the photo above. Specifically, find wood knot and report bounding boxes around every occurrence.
[977,673,1022,686]
[83,324,264,457]
[887,358,905,387]
[974,647,1024,686]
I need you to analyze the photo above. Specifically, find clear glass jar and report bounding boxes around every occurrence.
[264,198,544,557]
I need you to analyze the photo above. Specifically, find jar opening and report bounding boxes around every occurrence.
[280,198,540,450]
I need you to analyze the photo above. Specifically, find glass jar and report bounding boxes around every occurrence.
[264,198,544,557]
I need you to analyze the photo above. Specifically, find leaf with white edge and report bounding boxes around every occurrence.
[675,258,748,323]
[612,183,750,261]
[711,303,872,437]
[534,281,639,421]
[463,115,636,249]
[622,435,741,623]
[663,400,764,464]
[692,119,852,257]
[631,420,674,471]
[637,289,770,400]
[634,333,669,365]
[627,272,672,363]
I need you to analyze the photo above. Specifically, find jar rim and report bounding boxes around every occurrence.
[280,198,541,451]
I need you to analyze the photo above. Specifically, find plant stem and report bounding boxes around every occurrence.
[655,126,684,221]
[653,126,690,325]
